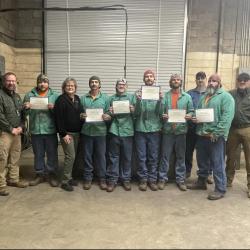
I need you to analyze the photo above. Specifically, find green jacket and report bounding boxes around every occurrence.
[134,97,162,133]
[80,91,110,136]
[162,90,194,135]
[229,88,250,128]
[23,87,59,135]
[0,88,23,133]
[196,88,235,139]
[109,92,136,137]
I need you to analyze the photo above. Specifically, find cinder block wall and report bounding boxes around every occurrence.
[185,0,240,91]
[0,0,16,73]
[0,0,42,95]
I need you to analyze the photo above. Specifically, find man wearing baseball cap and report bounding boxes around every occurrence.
[226,72,250,198]
[188,73,235,200]
[23,73,59,187]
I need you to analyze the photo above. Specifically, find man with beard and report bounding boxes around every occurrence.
[226,73,250,198]
[158,74,194,191]
[188,74,235,200]
[134,69,162,191]
[185,72,213,184]
[80,76,111,191]
[23,74,59,187]
[0,72,28,196]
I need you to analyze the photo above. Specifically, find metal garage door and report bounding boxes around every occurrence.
[45,0,187,95]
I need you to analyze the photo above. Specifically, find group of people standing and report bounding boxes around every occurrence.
[0,69,249,201]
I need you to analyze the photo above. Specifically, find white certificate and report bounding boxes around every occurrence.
[30,97,48,110]
[141,85,160,100]
[168,109,186,123]
[195,108,214,122]
[86,108,103,122]
[113,100,130,114]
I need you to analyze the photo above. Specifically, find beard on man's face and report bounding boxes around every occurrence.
[206,85,218,95]
[170,82,181,89]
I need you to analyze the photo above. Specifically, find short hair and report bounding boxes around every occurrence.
[237,72,250,82]
[3,72,17,82]
[89,75,101,88]
[62,77,77,93]
[196,71,206,79]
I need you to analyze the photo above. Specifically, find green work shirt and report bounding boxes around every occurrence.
[109,92,136,137]
[23,88,59,135]
[162,90,194,135]
[134,96,162,133]
[196,88,235,140]
[80,91,109,136]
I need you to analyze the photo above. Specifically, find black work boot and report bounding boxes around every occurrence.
[187,177,207,190]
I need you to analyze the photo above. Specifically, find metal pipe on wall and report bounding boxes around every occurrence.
[215,0,224,73]
[246,0,250,68]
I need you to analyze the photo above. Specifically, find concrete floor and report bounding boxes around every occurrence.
[1,146,250,249]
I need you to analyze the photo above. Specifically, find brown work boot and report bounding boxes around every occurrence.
[158,180,166,190]
[7,179,28,188]
[99,180,107,190]
[83,181,92,190]
[29,174,45,186]
[122,181,131,191]
[138,181,147,191]
[148,182,158,191]
[0,187,9,196]
[187,177,207,190]
[207,174,214,184]
[106,183,115,192]
[177,182,187,191]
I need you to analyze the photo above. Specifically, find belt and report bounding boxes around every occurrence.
[233,124,250,129]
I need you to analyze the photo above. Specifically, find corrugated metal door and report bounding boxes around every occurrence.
[45,0,187,95]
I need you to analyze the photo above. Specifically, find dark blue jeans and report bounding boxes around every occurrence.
[159,134,186,183]
[186,129,212,175]
[135,131,160,183]
[82,135,106,182]
[106,135,133,184]
[31,134,58,174]
[196,136,226,194]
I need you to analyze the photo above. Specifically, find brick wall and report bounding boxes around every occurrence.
[185,0,242,91]
[0,0,42,95]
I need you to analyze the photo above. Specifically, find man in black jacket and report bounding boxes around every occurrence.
[226,72,250,198]
[0,72,28,196]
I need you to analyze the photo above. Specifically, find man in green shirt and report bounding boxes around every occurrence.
[158,74,194,191]
[23,73,59,187]
[134,69,162,191]
[106,79,135,192]
[80,76,111,190]
[188,74,235,200]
